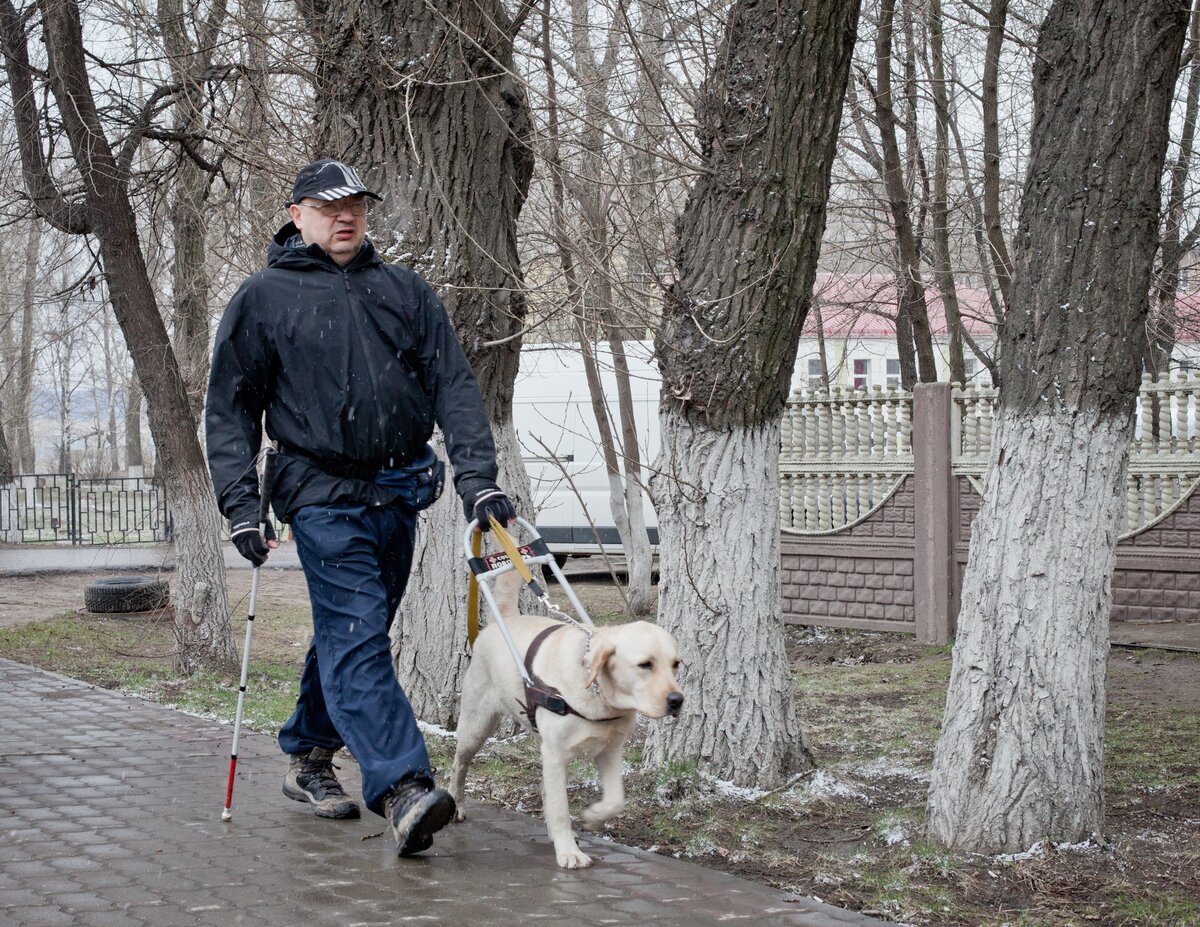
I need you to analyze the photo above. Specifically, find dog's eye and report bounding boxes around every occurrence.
[672,659,681,671]
[638,660,654,670]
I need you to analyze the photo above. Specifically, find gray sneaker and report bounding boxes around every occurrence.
[385,776,456,857]
[282,747,361,819]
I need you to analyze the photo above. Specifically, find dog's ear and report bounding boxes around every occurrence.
[585,633,616,689]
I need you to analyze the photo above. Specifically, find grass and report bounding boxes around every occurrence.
[1114,895,1200,926]
[1106,706,1200,789]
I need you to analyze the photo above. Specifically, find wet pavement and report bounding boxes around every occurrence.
[0,658,887,927]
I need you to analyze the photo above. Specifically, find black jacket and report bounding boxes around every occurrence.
[205,224,498,526]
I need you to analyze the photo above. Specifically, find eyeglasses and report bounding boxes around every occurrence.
[298,198,370,217]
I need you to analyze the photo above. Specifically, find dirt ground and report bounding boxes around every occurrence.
[1,568,1198,925]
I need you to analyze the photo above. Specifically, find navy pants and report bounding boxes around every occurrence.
[278,502,431,816]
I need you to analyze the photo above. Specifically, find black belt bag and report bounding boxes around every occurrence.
[373,445,445,512]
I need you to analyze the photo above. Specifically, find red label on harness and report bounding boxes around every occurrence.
[483,546,535,571]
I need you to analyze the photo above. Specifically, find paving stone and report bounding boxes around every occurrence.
[0,657,889,927]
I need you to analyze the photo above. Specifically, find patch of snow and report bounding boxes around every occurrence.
[417,720,456,739]
[709,778,769,801]
[993,836,1102,862]
[794,770,868,803]
[851,758,931,783]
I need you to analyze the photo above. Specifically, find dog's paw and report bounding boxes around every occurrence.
[452,806,467,823]
[556,847,593,869]
[579,807,610,832]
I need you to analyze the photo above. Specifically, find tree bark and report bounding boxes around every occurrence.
[297,0,534,724]
[650,0,860,786]
[926,0,1187,853]
[0,0,233,670]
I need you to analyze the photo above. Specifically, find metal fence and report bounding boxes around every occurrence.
[0,473,172,545]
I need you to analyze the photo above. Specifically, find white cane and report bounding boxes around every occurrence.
[222,446,278,821]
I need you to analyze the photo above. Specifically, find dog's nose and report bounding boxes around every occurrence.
[666,692,684,717]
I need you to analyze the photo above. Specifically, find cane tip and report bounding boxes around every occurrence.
[221,808,233,822]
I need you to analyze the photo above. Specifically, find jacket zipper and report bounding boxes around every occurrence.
[341,269,389,466]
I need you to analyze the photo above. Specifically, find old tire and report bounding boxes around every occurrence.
[84,576,170,614]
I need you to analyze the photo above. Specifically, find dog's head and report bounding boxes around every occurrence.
[585,622,683,720]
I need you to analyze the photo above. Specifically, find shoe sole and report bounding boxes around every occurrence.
[396,791,456,857]
[282,781,361,819]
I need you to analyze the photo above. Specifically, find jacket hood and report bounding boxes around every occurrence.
[267,221,380,272]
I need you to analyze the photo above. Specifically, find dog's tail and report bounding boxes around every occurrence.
[492,570,522,619]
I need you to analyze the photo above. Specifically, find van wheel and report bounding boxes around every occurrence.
[84,576,170,614]
[553,553,569,569]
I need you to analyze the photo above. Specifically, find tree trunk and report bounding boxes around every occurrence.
[1148,1,1200,380]
[926,0,1187,853]
[0,397,12,481]
[606,335,654,615]
[102,306,120,472]
[650,0,860,786]
[298,0,534,724]
[647,416,812,780]
[55,292,73,475]
[981,0,1013,312]
[928,0,965,384]
[125,375,144,470]
[158,0,225,421]
[538,3,653,613]
[1,0,233,671]
[15,221,39,472]
[874,0,937,386]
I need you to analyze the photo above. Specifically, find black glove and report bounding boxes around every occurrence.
[463,484,517,531]
[231,520,277,567]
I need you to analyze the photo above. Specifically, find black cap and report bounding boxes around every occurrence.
[289,159,382,205]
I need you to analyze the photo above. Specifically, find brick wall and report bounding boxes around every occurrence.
[1111,489,1200,622]
[952,475,1200,624]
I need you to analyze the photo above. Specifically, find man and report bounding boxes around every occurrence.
[205,158,516,858]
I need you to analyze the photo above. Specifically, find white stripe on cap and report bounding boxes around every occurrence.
[315,186,358,200]
[339,163,366,187]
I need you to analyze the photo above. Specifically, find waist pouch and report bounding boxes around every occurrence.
[373,445,445,512]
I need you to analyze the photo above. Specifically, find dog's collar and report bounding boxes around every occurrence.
[520,624,622,731]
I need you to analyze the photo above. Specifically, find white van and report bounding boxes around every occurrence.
[513,342,660,555]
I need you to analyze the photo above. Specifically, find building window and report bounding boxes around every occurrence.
[853,358,871,390]
[963,358,979,383]
[885,358,901,388]
[806,357,825,390]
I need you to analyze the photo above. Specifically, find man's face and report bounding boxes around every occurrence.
[288,195,368,266]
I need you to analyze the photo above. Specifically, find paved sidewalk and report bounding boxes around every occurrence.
[0,659,886,927]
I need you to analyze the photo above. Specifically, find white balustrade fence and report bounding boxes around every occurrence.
[780,386,914,533]
[782,375,1200,538]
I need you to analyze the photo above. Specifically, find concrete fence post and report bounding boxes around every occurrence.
[913,382,953,644]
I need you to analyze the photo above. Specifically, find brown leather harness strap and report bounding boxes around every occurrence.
[520,625,620,731]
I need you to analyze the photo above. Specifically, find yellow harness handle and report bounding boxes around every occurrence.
[467,529,482,646]
[488,515,537,586]
[467,517,540,649]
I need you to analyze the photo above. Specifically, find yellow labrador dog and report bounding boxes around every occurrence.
[448,570,683,868]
